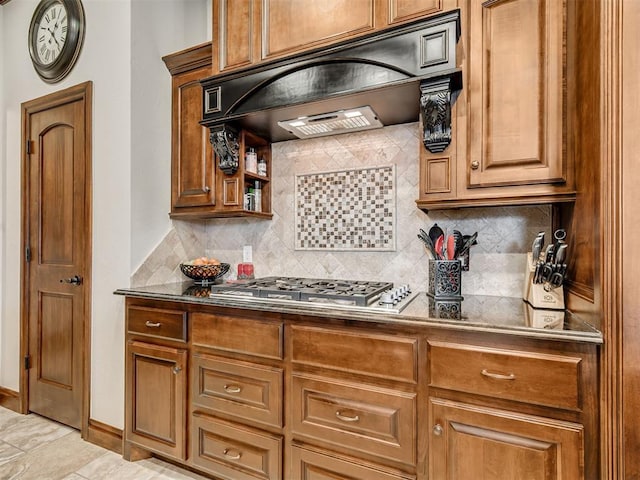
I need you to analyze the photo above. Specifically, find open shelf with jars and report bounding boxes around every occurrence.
[214,128,272,218]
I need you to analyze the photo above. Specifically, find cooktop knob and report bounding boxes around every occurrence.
[380,292,394,305]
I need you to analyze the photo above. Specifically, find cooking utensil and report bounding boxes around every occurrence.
[458,231,478,257]
[532,237,543,261]
[453,230,463,258]
[554,243,568,264]
[446,235,456,260]
[417,231,437,259]
[553,228,566,246]
[434,234,445,260]
[428,223,445,247]
[544,244,555,263]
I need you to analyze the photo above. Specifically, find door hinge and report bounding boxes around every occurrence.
[24,355,31,370]
[26,140,32,155]
[25,245,31,263]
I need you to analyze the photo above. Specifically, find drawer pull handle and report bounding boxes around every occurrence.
[481,369,516,380]
[335,411,360,423]
[145,321,162,328]
[433,424,444,436]
[223,448,242,460]
[224,384,242,394]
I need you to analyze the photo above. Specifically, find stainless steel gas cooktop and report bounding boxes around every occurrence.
[208,276,417,314]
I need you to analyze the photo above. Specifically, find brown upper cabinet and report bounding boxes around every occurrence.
[163,43,216,218]
[163,43,272,219]
[417,0,577,210]
[211,0,448,75]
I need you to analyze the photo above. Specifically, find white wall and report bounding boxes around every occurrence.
[1,0,208,429]
[131,0,209,272]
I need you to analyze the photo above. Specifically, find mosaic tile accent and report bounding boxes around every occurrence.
[295,166,395,251]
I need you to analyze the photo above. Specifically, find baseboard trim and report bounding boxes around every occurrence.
[0,387,20,412]
[86,418,123,454]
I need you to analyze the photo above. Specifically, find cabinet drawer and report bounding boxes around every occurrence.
[291,374,416,467]
[428,342,582,410]
[290,446,415,480]
[191,414,282,480]
[291,325,417,383]
[127,305,187,342]
[192,353,283,428]
[192,312,283,359]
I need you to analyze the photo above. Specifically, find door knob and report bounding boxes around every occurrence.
[60,275,83,285]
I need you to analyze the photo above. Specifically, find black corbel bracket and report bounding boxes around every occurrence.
[420,77,456,154]
[210,124,240,175]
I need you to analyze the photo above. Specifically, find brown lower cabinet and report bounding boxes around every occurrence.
[429,398,583,480]
[122,297,599,479]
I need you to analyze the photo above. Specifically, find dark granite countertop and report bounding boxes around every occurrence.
[114,282,602,344]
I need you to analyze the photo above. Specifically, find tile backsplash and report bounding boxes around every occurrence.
[132,123,551,298]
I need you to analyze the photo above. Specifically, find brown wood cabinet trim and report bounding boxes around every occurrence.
[86,418,123,454]
[162,42,212,75]
[0,387,20,412]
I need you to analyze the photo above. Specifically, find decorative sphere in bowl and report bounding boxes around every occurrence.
[180,258,230,284]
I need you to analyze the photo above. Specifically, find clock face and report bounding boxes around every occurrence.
[35,2,68,65]
[28,0,85,83]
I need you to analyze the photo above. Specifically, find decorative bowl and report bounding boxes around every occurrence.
[180,262,230,284]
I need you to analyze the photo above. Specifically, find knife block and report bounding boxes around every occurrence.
[523,252,565,310]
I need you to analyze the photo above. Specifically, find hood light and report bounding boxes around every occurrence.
[278,106,383,139]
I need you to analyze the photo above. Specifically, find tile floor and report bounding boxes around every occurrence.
[0,407,209,480]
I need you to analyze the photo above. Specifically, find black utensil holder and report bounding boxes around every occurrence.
[428,259,463,319]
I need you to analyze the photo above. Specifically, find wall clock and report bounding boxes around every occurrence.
[28,0,85,83]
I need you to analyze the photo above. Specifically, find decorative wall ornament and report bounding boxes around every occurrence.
[295,166,395,251]
[420,78,454,153]
[210,125,239,174]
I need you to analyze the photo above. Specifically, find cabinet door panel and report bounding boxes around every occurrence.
[468,0,564,187]
[388,0,442,25]
[191,414,282,480]
[290,445,414,480]
[263,0,375,59]
[213,0,259,73]
[291,374,416,466]
[429,398,583,480]
[126,341,187,461]
[192,353,283,428]
[172,66,215,209]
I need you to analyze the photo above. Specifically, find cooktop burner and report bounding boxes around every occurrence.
[208,276,416,313]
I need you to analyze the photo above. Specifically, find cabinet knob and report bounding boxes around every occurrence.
[172,366,182,375]
[433,424,444,436]
[203,186,210,193]
[471,161,480,170]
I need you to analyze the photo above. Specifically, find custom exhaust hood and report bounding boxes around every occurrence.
[200,9,462,165]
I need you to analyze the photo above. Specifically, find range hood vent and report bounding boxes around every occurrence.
[278,106,383,139]
[201,9,462,148]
